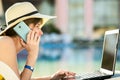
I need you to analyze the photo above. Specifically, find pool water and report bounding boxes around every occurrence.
[17,45,120,78]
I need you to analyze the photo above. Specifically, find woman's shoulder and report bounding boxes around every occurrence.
[0,36,19,79]
[0,36,15,53]
[0,36,14,45]
[0,36,13,41]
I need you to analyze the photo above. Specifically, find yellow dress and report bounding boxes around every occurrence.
[0,61,19,80]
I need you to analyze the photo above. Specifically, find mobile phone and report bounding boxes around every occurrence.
[13,21,30,42]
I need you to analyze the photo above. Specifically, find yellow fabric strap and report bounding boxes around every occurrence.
[0,74,5,80]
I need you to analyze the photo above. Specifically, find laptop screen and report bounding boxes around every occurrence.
[101,31,119,71]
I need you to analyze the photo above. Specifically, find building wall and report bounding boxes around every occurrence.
[55,0,120,39]
[1,0,120,40]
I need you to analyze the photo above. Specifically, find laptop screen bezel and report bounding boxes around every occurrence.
[100,29,119,75]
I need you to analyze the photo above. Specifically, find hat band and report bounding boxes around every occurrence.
[8,11,38,25]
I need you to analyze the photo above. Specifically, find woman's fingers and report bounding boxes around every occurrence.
[37,35,40,43]
[34,32,41,42]
[58,70,75,80]
[27,30,41,42]
[51,70,76,80]
[65,71,76,76]
[27,30,32,42]
[30,30,35,40]
[62,71,76,80]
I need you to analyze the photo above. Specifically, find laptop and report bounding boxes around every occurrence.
[65,29,119,80]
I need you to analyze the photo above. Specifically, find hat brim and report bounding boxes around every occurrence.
[34,13,56,28]
[0,13,56,35]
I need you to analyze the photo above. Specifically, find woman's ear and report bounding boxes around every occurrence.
[19,38,26,48]
[16,36,21,41]
[16,36,25,47]
[28,23,34,30]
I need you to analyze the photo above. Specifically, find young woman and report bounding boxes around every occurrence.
[0,2,75,80]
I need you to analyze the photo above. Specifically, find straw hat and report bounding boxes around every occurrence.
[0,2,56,35]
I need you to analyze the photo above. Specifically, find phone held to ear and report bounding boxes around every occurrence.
[13,21,30,42]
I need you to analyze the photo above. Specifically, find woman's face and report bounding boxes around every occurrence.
[28,21,43,36]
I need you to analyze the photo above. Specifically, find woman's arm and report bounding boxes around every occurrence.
[31,70,76,80]
[31,76,51,80]
[20,30,42,80]
[20,54,37,80]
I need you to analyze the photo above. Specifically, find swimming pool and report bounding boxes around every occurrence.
[17,44,120,77]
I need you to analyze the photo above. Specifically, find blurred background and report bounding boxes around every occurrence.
[0,0,120,78]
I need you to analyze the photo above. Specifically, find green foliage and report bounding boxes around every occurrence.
[42,23,61,34]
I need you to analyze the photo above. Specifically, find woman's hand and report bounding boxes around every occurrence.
[20,30,42,58]
[20,29,43,80]
[50,70,76,80]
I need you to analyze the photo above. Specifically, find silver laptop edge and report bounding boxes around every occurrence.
[100,29,119,75]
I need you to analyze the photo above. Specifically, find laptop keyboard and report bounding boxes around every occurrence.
[75,71,107,79]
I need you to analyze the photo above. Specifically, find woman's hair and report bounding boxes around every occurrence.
[4,18,42,37]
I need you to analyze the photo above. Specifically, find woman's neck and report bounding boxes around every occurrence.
[11,36,24,54]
